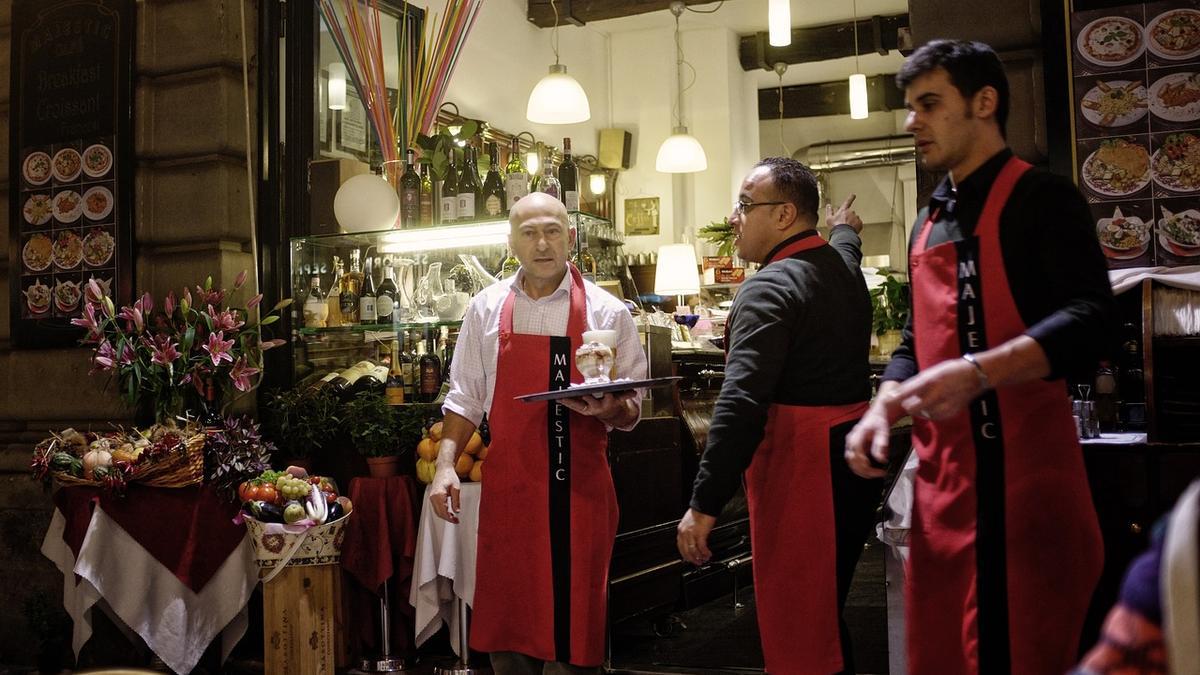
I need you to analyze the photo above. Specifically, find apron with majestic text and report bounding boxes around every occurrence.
[906,157,1103,674]
[470,265,616,667]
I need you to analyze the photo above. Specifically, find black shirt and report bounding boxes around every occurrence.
[881,149,1118,383]
[690,226,872,517]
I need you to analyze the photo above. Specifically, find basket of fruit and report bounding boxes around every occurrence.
[31,424,206,491]
[237,466,353,581]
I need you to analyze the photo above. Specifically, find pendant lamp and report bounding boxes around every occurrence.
[527,0,590,124]
[849,0,868,119]
[768,0,791,47]
[656,2,707,173]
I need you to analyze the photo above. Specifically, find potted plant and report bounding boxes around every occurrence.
[869,270,910,357]
[698,218,736,257]
[263,387,340,470]
[341,390,401,477]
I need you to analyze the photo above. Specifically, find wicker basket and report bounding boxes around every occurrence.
[133,431,206,488]
[243,513,349,582]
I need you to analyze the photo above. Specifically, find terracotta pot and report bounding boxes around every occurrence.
[366,455,401,478]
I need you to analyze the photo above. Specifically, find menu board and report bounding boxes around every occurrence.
[8,0,134,348]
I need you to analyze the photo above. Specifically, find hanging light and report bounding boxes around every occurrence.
[849,0,868,119]
[590,172,607,196]
[768,0,791,47]
[328,62,347,111]
[656,2,707,174]
[526,0,591,124]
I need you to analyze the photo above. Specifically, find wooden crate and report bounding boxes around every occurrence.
[263,564,344,675]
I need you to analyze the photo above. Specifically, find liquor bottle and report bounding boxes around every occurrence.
[500,248,521,279]
[303,276,329,328]
[377,258,398,323]
[359,256,378,324]
[482,143,506,218]
[574,231,597,281]
[327,256,344,327]
[400,149,421,227]
[419,163,434,225]
[400,330,417,402]
[537,160,560,201]
[386,340,406,405]
[339,250,363,323]
[505,138,529,210]
[457,146,482,222]
[441,151,459,224]
[440,326,454,380]
[417,324,443,403]
[559,137,579,211]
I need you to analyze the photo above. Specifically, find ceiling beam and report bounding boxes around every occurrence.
[526,0,720,28]
[740,14,910,71]
[758,74,907,120]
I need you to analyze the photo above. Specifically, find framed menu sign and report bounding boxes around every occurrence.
[1068,0,1200,269]
[8,0,134,348]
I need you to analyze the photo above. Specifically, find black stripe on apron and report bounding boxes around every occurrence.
[955,239,1011,673]
[548,335,573,661]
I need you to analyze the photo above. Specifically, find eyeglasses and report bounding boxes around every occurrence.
[733,199,787,215]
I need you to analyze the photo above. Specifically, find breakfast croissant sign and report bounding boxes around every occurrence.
[8,0,133,348]
[1068,0,1200,270]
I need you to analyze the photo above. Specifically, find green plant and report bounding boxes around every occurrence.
[395,403,439,458]
[415,119,480,180]
[205,415,275,501]
[698,218,736,257]
[870,271,910,336]
[264,387,340,459]
[341,390,398,458]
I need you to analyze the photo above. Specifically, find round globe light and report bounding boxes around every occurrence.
[333,174,400,233]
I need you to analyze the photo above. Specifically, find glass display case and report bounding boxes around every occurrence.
[287,212,626,395]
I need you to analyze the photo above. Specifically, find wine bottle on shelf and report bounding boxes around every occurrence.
[386,340,406,405]
[400,149,421,228]
[303,276,328,328]
[327,256,344,327]
[505,138,529,210]
[310,370,344,392]
[329,361,371,398]
[419,163,434,225]
[417,324,443,403]
[352,362,389,397]
[340,251,362,324]
[537,160,560,201]
[401,330,417,402]
[559,137,579,211]
[500,248,521,279]
[483,143,506,218]
[457,146,482,222]
[574,231,597,282]
[359,255,378,325]
[441,151,459,224]
[440,326,454,381]
[377,258,398,323]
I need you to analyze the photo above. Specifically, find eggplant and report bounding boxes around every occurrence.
[327,501,345,523]
[246,500,285,523]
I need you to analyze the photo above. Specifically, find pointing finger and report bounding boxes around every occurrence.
[842,193,857,209]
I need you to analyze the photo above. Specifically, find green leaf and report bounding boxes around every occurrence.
[459,120,479,138]
[271,298,294,312]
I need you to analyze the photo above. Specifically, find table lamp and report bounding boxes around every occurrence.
[654,243,700,314]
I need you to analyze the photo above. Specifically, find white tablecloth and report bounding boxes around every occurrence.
[41,506,258,674]
[408,482,482,656]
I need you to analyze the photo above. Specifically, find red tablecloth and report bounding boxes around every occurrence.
[340,475,422,654]
[54,484,245,593]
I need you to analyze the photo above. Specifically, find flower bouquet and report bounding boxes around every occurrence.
[72,271,291,425]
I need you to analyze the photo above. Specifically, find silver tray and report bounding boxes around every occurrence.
[515,376,683,403]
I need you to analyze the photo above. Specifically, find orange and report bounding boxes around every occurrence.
[417,435,437,462]
[455,453,473,478]
[415,459,436,484]
[429,421,444,443]
[464,431,484,456]
[469,460,483,482]
[476,444,489,460]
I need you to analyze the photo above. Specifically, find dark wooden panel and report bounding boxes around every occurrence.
[757,74,907,120]
[738,15,909,71]
[526,0,717,27]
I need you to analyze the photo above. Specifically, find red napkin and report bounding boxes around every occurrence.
[54,484,245,593]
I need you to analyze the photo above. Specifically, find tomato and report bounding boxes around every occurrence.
[238,480,259,502]
[324,490,336,504]
[259,484,278,504]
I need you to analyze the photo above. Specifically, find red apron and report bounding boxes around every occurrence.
[906,157,1103,674]
[470,265,615,667]
[740,235,871,674]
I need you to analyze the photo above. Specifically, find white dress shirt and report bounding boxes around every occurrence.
[442,266,647,431]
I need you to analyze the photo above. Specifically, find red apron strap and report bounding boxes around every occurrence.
[500,264,589,343]
[913,207,940,253]
[976,157,1032,240]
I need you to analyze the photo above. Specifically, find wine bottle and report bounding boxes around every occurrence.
[201,378,223,428]
[310,370,344,392]
[330,361,370,398]
[327,256,344,327]
[401,330,417,402]
[440,326,454,381]
[303,276,328,328]
[457,146,482,222]
[505,138,529,210]
[574,231,597,282]
[483,143,506,218]
[386,340,406,405]
[359,256,378,324]
[419,163,434,225]
[559,137,579,211]
[417,324,443,403]
[400,149,421,227]
[537,160,560,201]
[340,250,362,324]
[377,258,398,323]
[441,152,459,224]
[352,363,389,396]
[500,248,521,279]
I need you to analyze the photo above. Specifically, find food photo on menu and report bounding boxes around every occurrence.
[82,143,113,179]
[1156,200,1200,260]
[1075,13,1147,73]
[21,278,51,318]
[1079,78,1150,130]
[82,227,116,268]
[22,232,52,274]
[1080,136,1154,199]
[52,230,84,271]
[22,150,51,187]
[22,193,53,229]
[1151,131,1200,195]
[51,147,81,183]
[1147,69,1200,126]
[1145,6,1200,63]
[1093,203,1155,267]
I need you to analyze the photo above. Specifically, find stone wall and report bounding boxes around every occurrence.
[0,0,258,666]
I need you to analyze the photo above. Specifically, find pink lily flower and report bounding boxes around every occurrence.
[119,342,137,367]
[202,331,235,366]
[234,270,248,290]
[85,278,104,304]
[164,291,177,316]
[246,293,264,310]
[207,304,245,332]
[146,334,180,368]
[118,306,145,333]
[71,303,103,344]
[92,341,117,372]
[261,338,288,351]
[194,286,225,307]
[228,357,261,392]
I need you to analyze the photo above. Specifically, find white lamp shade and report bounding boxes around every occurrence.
[328,62,347,111]
[654,244,701,296]
[849,73,869,119]
[333,174,401,232]
[769,0,792,47]
[526,64,591,124]
[655,127,708,173]
[589,173,607,195]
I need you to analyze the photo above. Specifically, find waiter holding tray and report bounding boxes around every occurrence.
[429,191,647,675]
